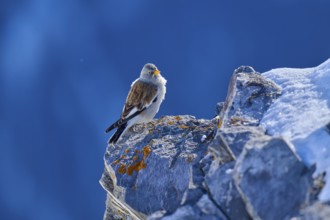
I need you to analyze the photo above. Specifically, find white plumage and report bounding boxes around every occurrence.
[105,63,167,144]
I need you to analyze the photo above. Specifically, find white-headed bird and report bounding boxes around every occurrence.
[105,63,167,144]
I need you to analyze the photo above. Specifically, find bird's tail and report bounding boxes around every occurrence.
[105,118,123,133]
[108,123,127,144]
[105,108,146,134]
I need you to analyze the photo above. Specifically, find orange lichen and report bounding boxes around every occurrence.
[217,118,223,129]
[124,148,130,154]
[143,146,151,158]
[132,155,138,162]
[168,121,174,125]
[120,155,126,159]
[127,160,147,176]
[179,125,189,129]
[175,116,182,121]
[116,146,152,176]
[118,164,127,174]
[126,146,152,176]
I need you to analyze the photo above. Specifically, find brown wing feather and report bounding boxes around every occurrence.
[121,80,158,119]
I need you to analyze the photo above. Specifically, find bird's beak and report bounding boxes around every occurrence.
[154,69,160,75]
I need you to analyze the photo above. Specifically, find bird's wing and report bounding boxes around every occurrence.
[121,80,158,119]
[105,80,158,133]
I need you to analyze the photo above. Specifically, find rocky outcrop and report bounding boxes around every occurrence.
[100,63,330,220]
[100,115,218,219]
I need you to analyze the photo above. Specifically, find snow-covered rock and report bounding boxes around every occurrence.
[261,59,330,202]
[297,202,330,220]
[100,60,330,220]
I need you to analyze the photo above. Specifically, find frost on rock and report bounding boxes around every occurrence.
[261,59,330,202]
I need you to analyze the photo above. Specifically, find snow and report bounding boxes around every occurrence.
[260,59,330,202]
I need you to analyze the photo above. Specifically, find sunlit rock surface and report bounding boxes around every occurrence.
[100,60,330,220]
[100,115,218,219]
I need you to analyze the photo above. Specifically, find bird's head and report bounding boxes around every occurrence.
[140,63,161,80]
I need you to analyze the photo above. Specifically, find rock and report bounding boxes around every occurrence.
[219,126,266,157]
[260,59,330,202]
[233,136,313,220]
[100,63,330,220]
[205,161,251,220]
[219,66,281,128]
[296,202,330,220]
[234,66,256,74]
[292,124,330,202]
[159,195,228,220]
[100,171,145,220]
[206,130,235,164]
[215,102,224,116]
[326,121,330,133]
[100,116,218,219]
